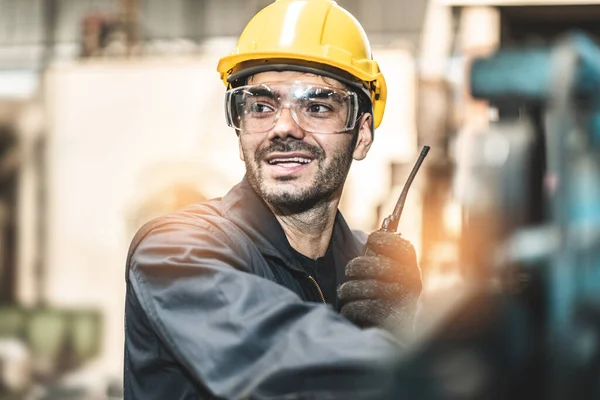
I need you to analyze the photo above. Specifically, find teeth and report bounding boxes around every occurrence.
[269,157,311,165]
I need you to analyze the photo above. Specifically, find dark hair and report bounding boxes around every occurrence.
[353,86,374,134]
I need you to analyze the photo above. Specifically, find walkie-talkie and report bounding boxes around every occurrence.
[364,145,430,255]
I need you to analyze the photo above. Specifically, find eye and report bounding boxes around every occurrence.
[307,103,333,113]
[249,102,275,113]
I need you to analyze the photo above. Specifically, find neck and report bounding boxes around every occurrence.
[269,198,340,259]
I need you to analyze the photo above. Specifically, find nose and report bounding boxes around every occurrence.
[267,107,305,141]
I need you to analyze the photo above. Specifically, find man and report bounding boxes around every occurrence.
[124,0,422,398]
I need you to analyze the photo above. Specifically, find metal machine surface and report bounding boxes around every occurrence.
[394,31,600,400]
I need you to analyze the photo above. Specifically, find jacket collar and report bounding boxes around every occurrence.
[220,177,365,273]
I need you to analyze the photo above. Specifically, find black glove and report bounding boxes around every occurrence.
[339,231,422,336]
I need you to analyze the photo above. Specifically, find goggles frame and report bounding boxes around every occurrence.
[224,81,360,134]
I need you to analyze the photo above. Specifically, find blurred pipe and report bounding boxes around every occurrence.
[122,0,140,56]
[185,0,206,44]
[419,0,454,80]
[459,6,500,54]
[42,0,59,70]
[34,0,60,307]
[15,103,44,307]
[33,135,47,307]
[415,1,457,282]
[545,39,579,400]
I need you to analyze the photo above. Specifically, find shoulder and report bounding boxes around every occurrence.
[126,198,265,278]
[128,199,226,255]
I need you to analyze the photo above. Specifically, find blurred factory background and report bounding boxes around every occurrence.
[1,0,600,398]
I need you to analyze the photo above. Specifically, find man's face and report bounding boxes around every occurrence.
[236,71,373,209]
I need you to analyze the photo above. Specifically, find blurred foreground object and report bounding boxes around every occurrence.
[394,31,600,399]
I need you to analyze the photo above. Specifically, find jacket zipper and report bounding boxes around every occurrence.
[306,275,326,304]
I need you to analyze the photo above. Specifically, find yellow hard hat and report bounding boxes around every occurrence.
[216,0,387,129]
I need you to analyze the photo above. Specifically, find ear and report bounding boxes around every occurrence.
[353,113,373,161]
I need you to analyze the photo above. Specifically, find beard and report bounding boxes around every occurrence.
[242,137,355,212]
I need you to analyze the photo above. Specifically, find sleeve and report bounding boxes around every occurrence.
[127,220,403,400]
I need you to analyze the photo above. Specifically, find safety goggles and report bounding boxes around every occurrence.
[224,82,359,134]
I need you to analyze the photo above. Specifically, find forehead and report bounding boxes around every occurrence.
[247,70,346,89]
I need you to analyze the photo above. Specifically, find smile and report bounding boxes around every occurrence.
[268,157,313,167]
[263,152,316,177]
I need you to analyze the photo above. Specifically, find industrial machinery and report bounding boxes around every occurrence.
[393,30,600,400]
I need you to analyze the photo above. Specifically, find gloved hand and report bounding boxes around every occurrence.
[339,231,422,336]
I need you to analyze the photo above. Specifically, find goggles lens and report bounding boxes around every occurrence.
[225,82,359,134]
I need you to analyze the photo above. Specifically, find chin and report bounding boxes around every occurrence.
[263,185,336,212]
[263,187,306,205]
[264,177,308,195]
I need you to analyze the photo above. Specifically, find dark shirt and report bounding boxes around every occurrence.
[290,244,339,309]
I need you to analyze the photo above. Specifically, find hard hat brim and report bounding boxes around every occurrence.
[225,60,372,101]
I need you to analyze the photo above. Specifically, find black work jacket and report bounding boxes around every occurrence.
[124,178,400,400]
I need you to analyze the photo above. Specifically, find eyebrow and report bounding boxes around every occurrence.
[304,88,344,104]
[305,89,334,98]
[243,88,275,98]
[242,86,345,103]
